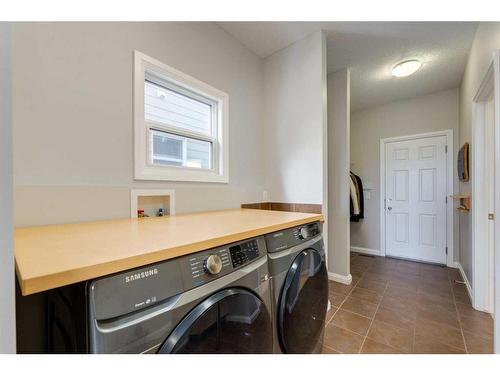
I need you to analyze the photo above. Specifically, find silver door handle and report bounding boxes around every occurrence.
[387,206,392,211]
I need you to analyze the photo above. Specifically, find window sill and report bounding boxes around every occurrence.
[134,165,228,183]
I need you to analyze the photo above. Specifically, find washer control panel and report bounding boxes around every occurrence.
[188,247,231,280]
[265,221,322,253]
[229,239,259,268]
[292,222,321,241]
[185,236,266,288]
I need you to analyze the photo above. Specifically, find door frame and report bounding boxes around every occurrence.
[471,51,500,352]
[471,52,499,313]
[379,129,454,267]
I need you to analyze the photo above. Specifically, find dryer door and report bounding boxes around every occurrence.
[278,249,328,353]
[158,288,272,354]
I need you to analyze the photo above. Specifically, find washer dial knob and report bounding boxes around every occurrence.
[298,227,310,240]
[204,254,223,275]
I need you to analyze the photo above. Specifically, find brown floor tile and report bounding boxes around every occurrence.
[413,334,465,354]
[328,281,354,295]
[416,304,460,329]
[380,294,418,316]
[384,258,403,268]
[367,320,413,353]
[463,330,494,354]
[452,283,469,295]
[362,272,391,284]
[448,268,462,281]
[419,262,447,273]
[331,309,372,336]
[418,279,453,294]
[323,324,364,353]
[350,287,383,305]
[324,305,337,324]
[321,258,493,355]
[417,291,456,312]
[374,306,416,329]
[328,291,347,308]
[459,315,494,340]
[341,296,379,319]
[415,316,465,350]
[361,338,404,354]
[321,345,341,354]
[396,261,420,275]
[351,256,373,268]
[455,302,491,320]
[384,284,417,300]
[350,267,367,277]
[356,278,387,293]
[419,277,453,291]
[389,272,420,285]
[420,271,450,284]
[453,291,472,305]
[351,274,362,285]
[367,265,394,275]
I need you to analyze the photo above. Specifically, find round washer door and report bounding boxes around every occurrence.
[278,249,328,353]
[158,288,272,354]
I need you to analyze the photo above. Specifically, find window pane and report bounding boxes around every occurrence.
[186,138,212,169]
[145,81,212,135]
[151,130,212,169]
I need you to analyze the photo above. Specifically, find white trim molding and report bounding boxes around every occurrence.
[380,129,454,267]
[350,246,381,257]
[328,272,352,285]
[455,261,473,305]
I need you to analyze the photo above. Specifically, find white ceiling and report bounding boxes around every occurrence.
[218,22,478,111]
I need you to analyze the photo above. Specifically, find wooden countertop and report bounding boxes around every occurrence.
[15,209,323,296]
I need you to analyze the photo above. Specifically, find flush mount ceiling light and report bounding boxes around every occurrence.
[392,60,422,78]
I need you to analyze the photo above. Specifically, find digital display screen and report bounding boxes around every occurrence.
[229,240,259,268]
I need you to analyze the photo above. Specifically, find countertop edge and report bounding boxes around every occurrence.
[18,214,323,296]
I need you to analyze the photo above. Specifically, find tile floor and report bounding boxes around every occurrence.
[322,253,494,354]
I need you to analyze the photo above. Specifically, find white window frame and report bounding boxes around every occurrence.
[134,50,229,183]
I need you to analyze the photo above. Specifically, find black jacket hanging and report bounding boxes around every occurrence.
[354,174,364,219]
[350,172,364,222]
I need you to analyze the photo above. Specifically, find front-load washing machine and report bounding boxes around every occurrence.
[265,221,328,354]
[48,236,273,354]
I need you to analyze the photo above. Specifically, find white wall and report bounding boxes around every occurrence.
[327,69,351,280]
[458,22,500,287]
[350,88,460,255]
[12,22,265,226]
[263,31,326,204]
[0,22,16,353]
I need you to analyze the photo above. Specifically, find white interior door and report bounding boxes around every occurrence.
[385,135,448,264]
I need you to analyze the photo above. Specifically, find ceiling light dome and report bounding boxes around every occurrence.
[392,60,422,78]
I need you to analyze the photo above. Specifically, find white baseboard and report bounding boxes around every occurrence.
[328,272,352,285]
[350,246,381,257]
[454,261,473,303]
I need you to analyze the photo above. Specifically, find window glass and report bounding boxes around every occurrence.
[151,129,212,169]
[145,80,212,135]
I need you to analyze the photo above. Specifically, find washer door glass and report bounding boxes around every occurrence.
[278,249,328,353]
[158,288,272,354]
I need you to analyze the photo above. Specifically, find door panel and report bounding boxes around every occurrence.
[278,249,328,353]
[158,288,272,354]
[385,135,447,264]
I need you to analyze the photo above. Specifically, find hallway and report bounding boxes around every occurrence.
[323,253,494,354]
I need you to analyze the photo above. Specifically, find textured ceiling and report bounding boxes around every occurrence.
[218,22,478,111]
